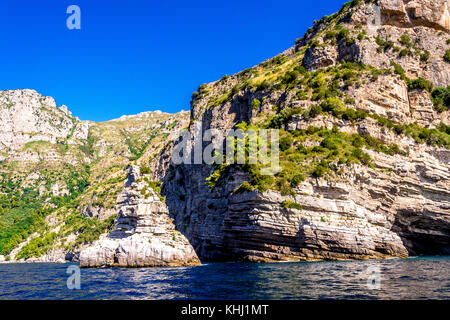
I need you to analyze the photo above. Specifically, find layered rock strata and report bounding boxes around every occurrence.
[79,166,200,267]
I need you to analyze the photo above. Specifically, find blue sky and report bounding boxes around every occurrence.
[0,0,345,121]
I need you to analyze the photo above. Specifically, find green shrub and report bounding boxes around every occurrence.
[399,33,412,47]
[444,50,450,63]
[268,107,301,129]
[252,98,261,110]
[320,137,338,150]
[408,78,433,92]
[321,97,345,117]
[230,85,240,97]
[312,162,327,178]
[387,144,401,155]
[281,200,302,211]
[420,50,430,62]
[308,105,323,118]
[16,232,58,260]
[280,136,293,151]
[281,70,300,86]
[254,80,271,92]
[295,90,308,100]
[352,135,365,148]
[140,166,151,174]
[431,86,450,112]
[233,182,255,194]
[346,38,356,46]
[376,37,393,52]
[399,48,412,57]
[390,60,406,81]
[75,216,116,246]
[342,108,367,121]
[352,148,371,165]
[291,174,305,187]
[337,28,350,40]
[344,97,356,105]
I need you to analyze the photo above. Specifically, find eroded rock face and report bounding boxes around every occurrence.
[79,166,200,267]
[302,0,450,86]
[162,118,449,262]
[0,89,77,152]
[354,75,411,122]
[379,0,450,31]
[304,45,339,70]
[157,0,450,263]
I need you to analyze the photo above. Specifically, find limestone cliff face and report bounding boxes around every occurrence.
[158,0,450,262]
[302,0,450,87]
[0,90,83,155]
[377,0,450,30]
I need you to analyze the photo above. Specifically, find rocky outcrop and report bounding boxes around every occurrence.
[0,89,77,152]
[303,45,339,70]
[81,206,115,220]
[162,119,449,262]
[378,0,450,31]
[301,0,450,86]
[79,165,200,267]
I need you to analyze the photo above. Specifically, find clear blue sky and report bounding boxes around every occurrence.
[0,0,345,121]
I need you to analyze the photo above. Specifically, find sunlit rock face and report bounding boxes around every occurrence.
[158,0,450,263]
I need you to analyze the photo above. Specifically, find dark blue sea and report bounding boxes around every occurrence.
[0,256,449,300]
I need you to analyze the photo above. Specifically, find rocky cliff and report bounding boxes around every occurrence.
[79,165,199,267]
[0,0,449,266]
[159,0,450,262]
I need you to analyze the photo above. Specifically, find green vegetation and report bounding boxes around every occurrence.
[420,50,430,62]
[139,178,164,201]
[15,232,57,260]
[233,182,255,194]
[406,78,449,112]
[444,50,450,63]
[430,87,450,112]
[80,132,96,157]
[140,166,151,174]
[252,98,261,110]
[281,200,302,211]
[370,113,450,148]
[125,133,156,161]
[207,122,407,196]
[398,33,412,47]
[73,215,115,246]
[390,60,406,81]
[0,165,90,256]
[408,77,433,92]
[376,36,394,53]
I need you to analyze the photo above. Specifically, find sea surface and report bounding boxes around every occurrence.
[0,256,449,300]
